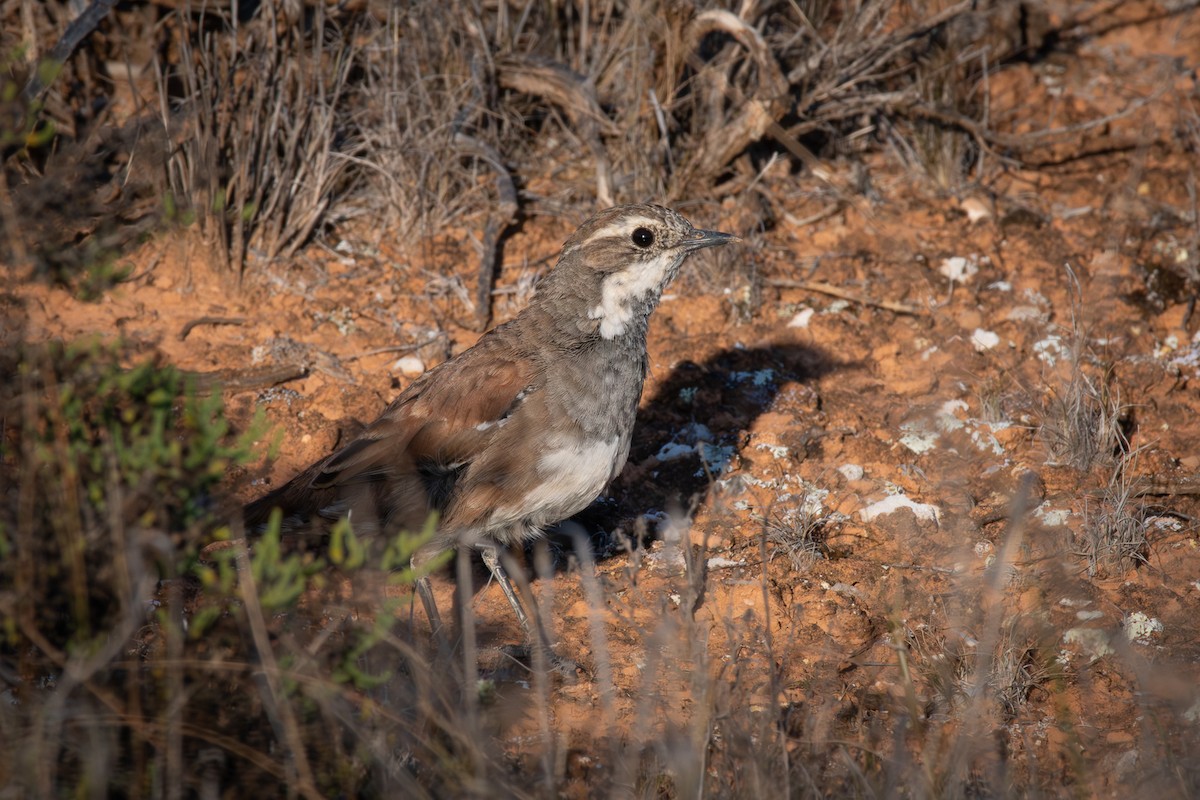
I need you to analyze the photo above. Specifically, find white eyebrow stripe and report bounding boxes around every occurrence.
[581,216,662,247]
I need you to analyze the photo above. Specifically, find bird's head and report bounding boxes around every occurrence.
[539,203,738,340]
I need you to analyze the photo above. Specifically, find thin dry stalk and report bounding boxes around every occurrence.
[233,543,321,799]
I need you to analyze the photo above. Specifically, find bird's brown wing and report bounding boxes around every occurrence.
[244,328,539,535]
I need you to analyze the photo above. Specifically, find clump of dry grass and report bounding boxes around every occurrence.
[1080,461,1150,578]
[164,3,363,275]
[1039,270,1127,472]
[344,3,497,240]
[1041,363,1124,472]
[761,499,827,571]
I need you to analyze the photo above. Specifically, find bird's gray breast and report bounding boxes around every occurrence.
[548,336,648,471]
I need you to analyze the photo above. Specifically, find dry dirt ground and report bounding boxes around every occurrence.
[6,3,1200,796]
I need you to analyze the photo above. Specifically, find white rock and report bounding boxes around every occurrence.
[828,582,865,600]
[971,328,1000,351]
[1007,305,1047,323]
[788,307,815,328]
[899,422,939,454]
[755,442,789,459]
[837,463,864,481]
[1033,335,1067,366]
[1034,503,1071,527]
[1123,612,1162,642]
[961,196,993,223]
[938,256,978,283]
[656,442,696,462]
[940,398,969,417]
[392,355,426,376]
[859,494,940,523]
[1063,627,1113,659]
[679,422,713,443]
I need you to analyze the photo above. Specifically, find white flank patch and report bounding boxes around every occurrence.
[489,437,621,526]
[859,494,940,523]
[589,251,677,338]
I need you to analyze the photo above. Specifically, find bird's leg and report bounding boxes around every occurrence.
[411,549,450,655]
[479,546,578,679]
[415,575,443,634]
[478,546,532,634]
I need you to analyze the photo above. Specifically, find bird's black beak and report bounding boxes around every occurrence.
[683,228,740,251]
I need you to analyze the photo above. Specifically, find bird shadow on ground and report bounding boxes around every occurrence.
[574,340,837,550]
[457,340,838,657]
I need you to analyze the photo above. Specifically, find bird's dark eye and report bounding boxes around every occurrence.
[631,227,654,248]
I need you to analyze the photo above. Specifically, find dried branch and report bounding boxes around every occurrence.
[766,278,925,315]
[455,133,518,331]
[22,0,119,100]
[178,316,247,341]
[496,55,615,207]
[670,9,789,199]
[188,364,308,393]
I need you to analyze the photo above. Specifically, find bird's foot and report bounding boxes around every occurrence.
[498,643,582,683]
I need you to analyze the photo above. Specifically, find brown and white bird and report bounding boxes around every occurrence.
[244,203,736,654]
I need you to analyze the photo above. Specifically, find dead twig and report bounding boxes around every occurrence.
[906,89,1168,151]
[188,364,308,393]
[178,316,247,341]
[454,133,519,332]
[23,0,119,101]
[342,336,448,363]
[1126,477,1200,498]
[495,55,615,206]
[766,278,925,315]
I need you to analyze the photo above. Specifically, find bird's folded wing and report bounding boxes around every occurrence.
[312,337,539,489]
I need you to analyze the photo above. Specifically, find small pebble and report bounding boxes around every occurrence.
[392,355,426,376]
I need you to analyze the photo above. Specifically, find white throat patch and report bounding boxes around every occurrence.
[588,251,677,339]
